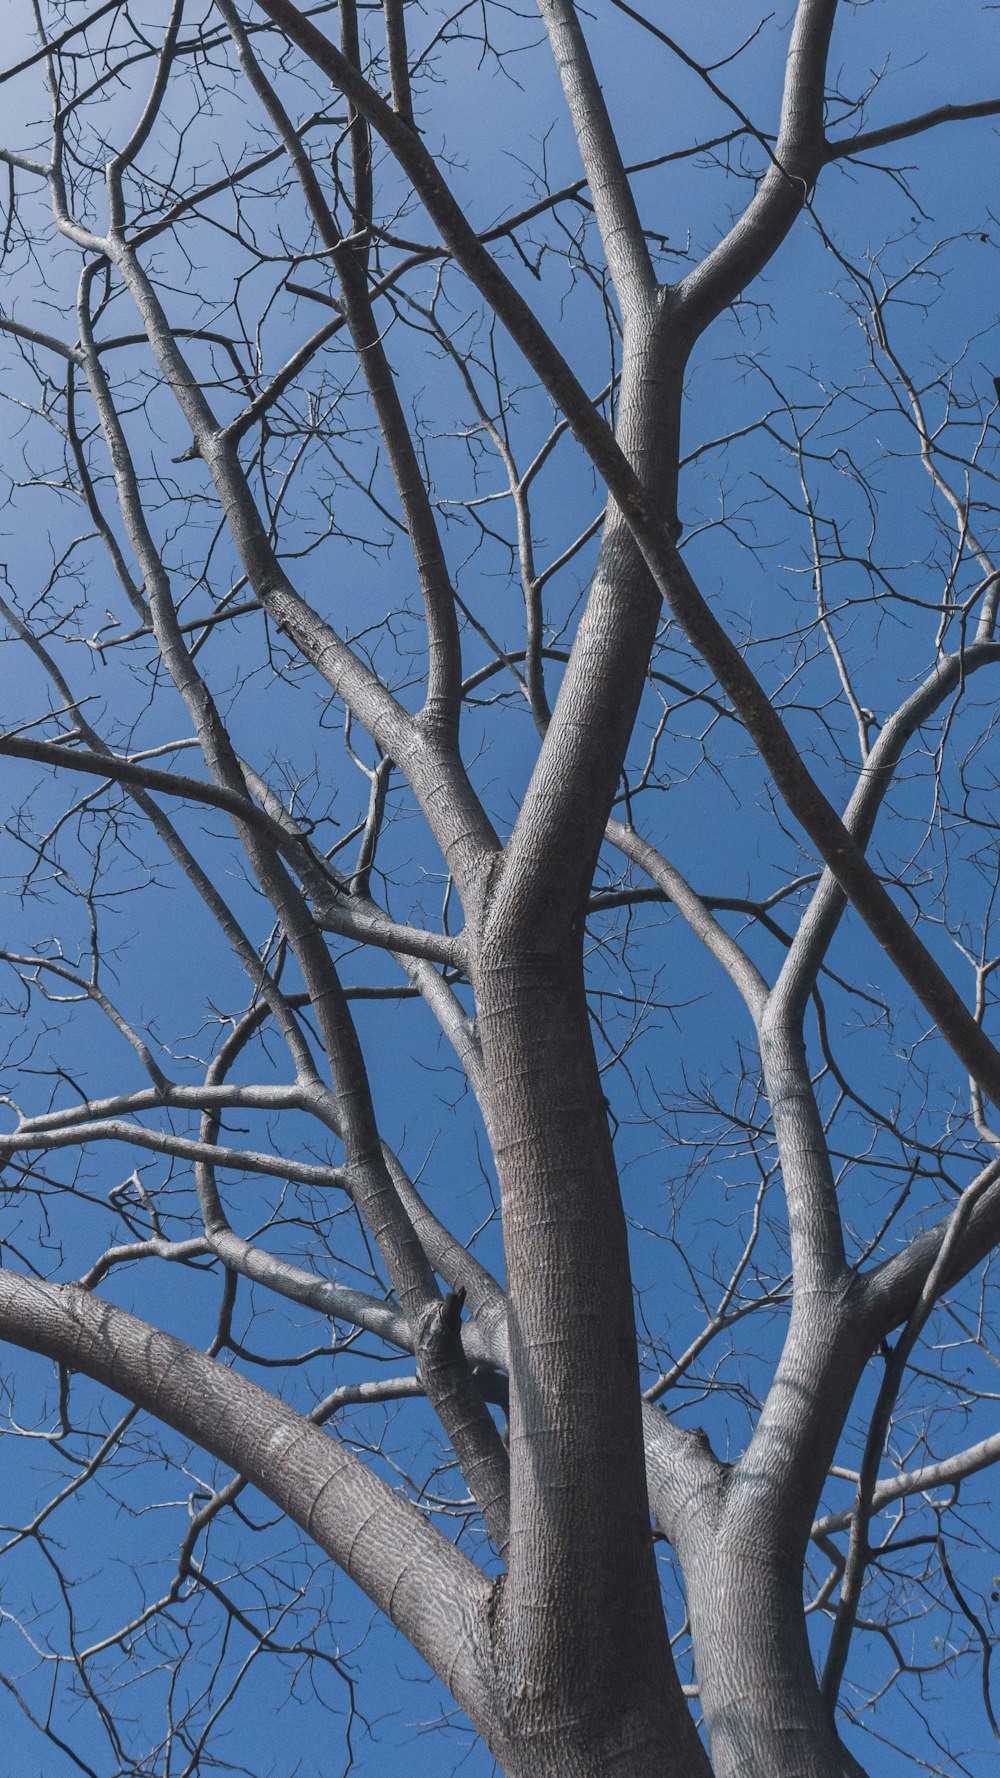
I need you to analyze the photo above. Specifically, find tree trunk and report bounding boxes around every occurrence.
[475,938,712,1778]
[676,1301,873,1778]
[684,1548,867,1778]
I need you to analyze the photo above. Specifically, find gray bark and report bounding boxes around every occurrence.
[672,1299,871,1778]
[3,0,1000,1773]
[475,939,710,1777]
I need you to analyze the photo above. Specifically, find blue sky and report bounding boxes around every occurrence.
[2,2,1000,1773]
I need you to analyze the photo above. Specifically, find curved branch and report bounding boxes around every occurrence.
[675,0,839,332]
[606,818,769,1021]
[771,639,1000,1021]
[863,1157,1000,1336]
[0,1270,493,1719]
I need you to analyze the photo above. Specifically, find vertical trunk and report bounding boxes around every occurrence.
[675,1301,872,1778]
[466,305,703,1774]
[476,943,711,1777]
[683,1546,868,1778]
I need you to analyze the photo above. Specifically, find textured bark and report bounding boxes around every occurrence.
[684,1548,867,1778]
[4,2,999,1773]
[0,1271,493,1723]
[464,290,707,1769]
[667,1297,872,1778]
[475,939,712,1778]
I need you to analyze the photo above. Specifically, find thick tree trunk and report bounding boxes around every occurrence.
[684,1550,867,1778]
[674,1300,873,1778]
[481,1709,710,1778]
[475,940,711,1778]
[460,308,709,1774]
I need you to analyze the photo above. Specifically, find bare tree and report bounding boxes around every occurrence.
[2,2,1000,1774]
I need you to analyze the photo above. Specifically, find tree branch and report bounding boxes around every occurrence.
[812,1428,1000,1541]
[827,97,1000,161]
[675,0,840,332]
[0,1269,493,1719]
[535,0,656,313]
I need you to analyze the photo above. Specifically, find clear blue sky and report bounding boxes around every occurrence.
[2,2,1000,1774]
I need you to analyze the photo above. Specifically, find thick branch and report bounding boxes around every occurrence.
[536,0,656,312]
[675,0,839,331]
[248,0,1000,1111]
[0,1270,492,1718]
